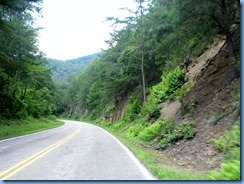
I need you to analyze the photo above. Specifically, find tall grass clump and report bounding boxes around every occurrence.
[209,124,240,180]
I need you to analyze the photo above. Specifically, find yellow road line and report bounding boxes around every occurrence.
[0,125,81,180]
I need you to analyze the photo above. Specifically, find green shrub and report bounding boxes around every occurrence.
[93,118,101,124]
[102,121,112,126]
[158,121,196,150]
[162,68,185,98]
[103,104,115,116]
[209,160,240,180]
[214,125,240,158]
[159,120,175,136]
[141,68,185,119]
[138,120,169,142]
[177,121,196,140]
[209,124,240,180]
[125,96,142,122]
[125,124,145,138]
[113,120,128,131]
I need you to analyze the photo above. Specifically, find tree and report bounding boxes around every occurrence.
[176,0,240,81]
[136,0,147,103]
[0,0,56,118]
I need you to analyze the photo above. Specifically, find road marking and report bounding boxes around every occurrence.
[0,125,81,180]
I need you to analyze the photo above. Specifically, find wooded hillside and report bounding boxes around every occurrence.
[48,53,100,83]
[0,0,240,180]
[57,0,240,119]
[54,0,240,180]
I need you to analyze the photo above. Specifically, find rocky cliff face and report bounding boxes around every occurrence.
[160,36,240,171]
[111,34,240,171]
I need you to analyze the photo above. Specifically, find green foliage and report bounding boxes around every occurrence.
[138,120,170,142]
[0,0,56,119]
[175,82,192,100]
[158,121,196,150]
[125,124,145,138]
[113,120,128,130]
[209,124,240,180]
[48,53,99,84]
[141,68,185,119]
[209,160,240,180]
[124,96,142,122]
[53,0,239,124]
[103,104,116,117]
[0,117,64,140]
[24,87,56,118]
[214,124,240,159]
[162,68,185,99]
[176,122,196,140]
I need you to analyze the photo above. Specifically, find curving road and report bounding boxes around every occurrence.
[0,120,155,180]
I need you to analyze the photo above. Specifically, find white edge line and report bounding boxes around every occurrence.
[80,122,156,180]
[0,120,66,143]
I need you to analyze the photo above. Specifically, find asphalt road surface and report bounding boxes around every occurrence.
[0,120,155,180]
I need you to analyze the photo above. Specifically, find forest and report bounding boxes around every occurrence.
[58,0,240,120]
[0,0,240,180]
[47,53,100,84]
[0,0,56,119]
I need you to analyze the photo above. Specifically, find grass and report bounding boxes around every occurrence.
[0,117,64,140]
[81,118,209,180]
[128,144,207,180]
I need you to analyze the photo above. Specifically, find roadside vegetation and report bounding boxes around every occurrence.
[57,0,239,180]
[81,116,240,180]
[0,117,64,141]
[0,1,63,138]
[209,122,240,180]
[0,0,240,181]
[83,119,207,180]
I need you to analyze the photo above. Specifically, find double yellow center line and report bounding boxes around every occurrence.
[0,125,81,180]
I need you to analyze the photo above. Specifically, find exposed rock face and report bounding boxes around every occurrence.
[161,100,182,121]
[160,38,227,124]
[163,37,240,171]
[186,39,226,85]
[111,95,129,122]
[110,35,240,172]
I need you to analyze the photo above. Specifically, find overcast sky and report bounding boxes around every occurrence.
[35,0,136,60]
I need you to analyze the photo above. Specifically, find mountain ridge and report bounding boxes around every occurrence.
[48,52,101,83]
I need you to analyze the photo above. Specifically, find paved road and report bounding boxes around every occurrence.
[0,120,155,180]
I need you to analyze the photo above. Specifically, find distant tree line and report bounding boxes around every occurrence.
[48,53,100,84]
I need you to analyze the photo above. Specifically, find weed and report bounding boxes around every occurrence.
[141,68,185,120]
[124,96,142,122]
[177,121,196,140]
[125,124,145,138]
[158,121,196,150]
[209,160,240,180]
[112,120,129,131]
[214,124,240,157]
[209,123,240,180]
[138,120,171,142]
[0,117,64,140]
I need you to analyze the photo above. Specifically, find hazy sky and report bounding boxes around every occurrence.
[35,0,136,60]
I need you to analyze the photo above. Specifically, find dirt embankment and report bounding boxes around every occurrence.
[110,35,240,173]
[161,37,240,172]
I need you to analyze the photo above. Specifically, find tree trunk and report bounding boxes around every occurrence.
[21,84,28,100]
[141,43,147,103]
[139,0,147,103]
